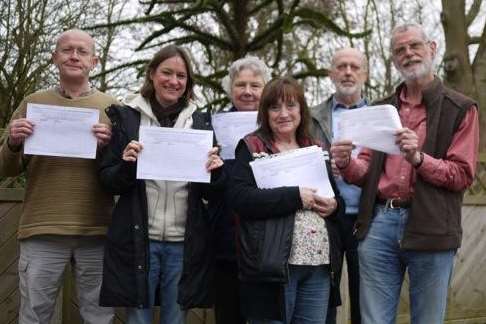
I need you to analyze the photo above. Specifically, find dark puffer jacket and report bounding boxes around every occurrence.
[228,132,344,321]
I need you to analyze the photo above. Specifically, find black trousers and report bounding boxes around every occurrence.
[214,260,246,324]
[326,213,361,324]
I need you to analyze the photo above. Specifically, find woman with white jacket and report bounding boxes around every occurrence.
[98,45,222,324]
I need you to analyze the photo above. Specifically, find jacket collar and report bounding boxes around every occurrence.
[126,94,197,128]
[393,76,443,110]
[310,97,333,142]
[393,77,444,154]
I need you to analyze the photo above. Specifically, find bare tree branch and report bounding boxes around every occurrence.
[465,0,482,28]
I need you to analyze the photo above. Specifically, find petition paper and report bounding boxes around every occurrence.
[212,111,258,159]
[250,146,334,197]
[337,104,402,154]
[24,103,99,159]
[136,126,213,183]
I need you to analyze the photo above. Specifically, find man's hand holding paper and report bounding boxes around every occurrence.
[337,104,402,154]
[395,127,422,166]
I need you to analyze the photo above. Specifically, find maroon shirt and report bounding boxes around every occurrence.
[342,88,479,199]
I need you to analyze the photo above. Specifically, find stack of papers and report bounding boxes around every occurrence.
[249,145,334,197]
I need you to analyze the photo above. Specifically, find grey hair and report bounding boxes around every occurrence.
[331,47,368,72]
[221,56,271,98]
[390,23,430,50]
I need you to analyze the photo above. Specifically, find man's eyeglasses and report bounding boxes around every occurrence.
[57,47,92,57]
[392,40,430,57]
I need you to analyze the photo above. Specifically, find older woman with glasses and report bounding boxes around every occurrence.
[208,56,272,324]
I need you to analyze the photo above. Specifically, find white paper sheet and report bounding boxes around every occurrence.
[24,103,99,159]
[136,126,213,183]
[250,146,334,197]
[211,111,258,159]
[337,104,403,154]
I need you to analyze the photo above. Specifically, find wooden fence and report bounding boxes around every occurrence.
[1,154,486,324]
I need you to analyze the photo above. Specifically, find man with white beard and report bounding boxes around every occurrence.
[310,47,367,324]
[331,24,479,324]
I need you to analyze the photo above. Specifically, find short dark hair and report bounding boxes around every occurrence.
[256,76,311,145]
[140,45,195,105]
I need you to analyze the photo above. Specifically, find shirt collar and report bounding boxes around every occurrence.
[399,87,413,104]
[398,86,426,109]
[331,95,367,111]
[55,85,95,99]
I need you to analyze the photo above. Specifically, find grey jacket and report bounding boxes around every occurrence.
[310,97,333,146]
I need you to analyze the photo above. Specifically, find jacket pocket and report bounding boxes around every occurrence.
[407,186,450,236]
[173,183,189,234]
[18,258,28,273]
[239,220,265,279]
[258,217,292,281]
[145,183,160,233]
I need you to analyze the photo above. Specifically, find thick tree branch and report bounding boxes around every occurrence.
[91,59,148,79]
[472,22,486,69]
[209,1,239,45]
[466,0,481,28]
[136,12,233,51]
[247,17,284,51]
[249,0,274,16]
[468,36,481,45]
[86,14,167,30]
[293,7,369,37]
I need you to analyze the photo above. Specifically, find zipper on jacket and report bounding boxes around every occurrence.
[325,220,336,287]
[285,215,295,283]
[161,181,168,241]
[285,261,290,283]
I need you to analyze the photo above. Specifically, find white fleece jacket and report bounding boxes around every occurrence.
[127,94,197,242]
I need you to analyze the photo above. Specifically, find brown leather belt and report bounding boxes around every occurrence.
[376,198,411,209]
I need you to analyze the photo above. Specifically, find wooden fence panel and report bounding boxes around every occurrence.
[2,174,486,324]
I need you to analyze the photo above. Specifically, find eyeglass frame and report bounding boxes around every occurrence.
[391,40,433,57]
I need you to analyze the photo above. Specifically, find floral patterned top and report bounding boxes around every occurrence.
[288,209,330,265]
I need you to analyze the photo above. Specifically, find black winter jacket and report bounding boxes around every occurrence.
[228,132,344,320]
[98,104,218,308]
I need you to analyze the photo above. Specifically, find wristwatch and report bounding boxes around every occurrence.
[414,152,424,168]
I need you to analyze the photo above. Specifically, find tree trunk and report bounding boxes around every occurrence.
[441,0,486,150]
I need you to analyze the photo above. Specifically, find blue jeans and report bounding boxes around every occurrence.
[126,241,185,324]
[358,205,455,324]
[251,265,330,324]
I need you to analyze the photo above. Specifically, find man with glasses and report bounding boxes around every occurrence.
[331,23,479,323]
[311,47,368,324]
[0,29,118,324]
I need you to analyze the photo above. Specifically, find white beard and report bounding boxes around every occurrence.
[399,57,434,81]
[335,83,360,97]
